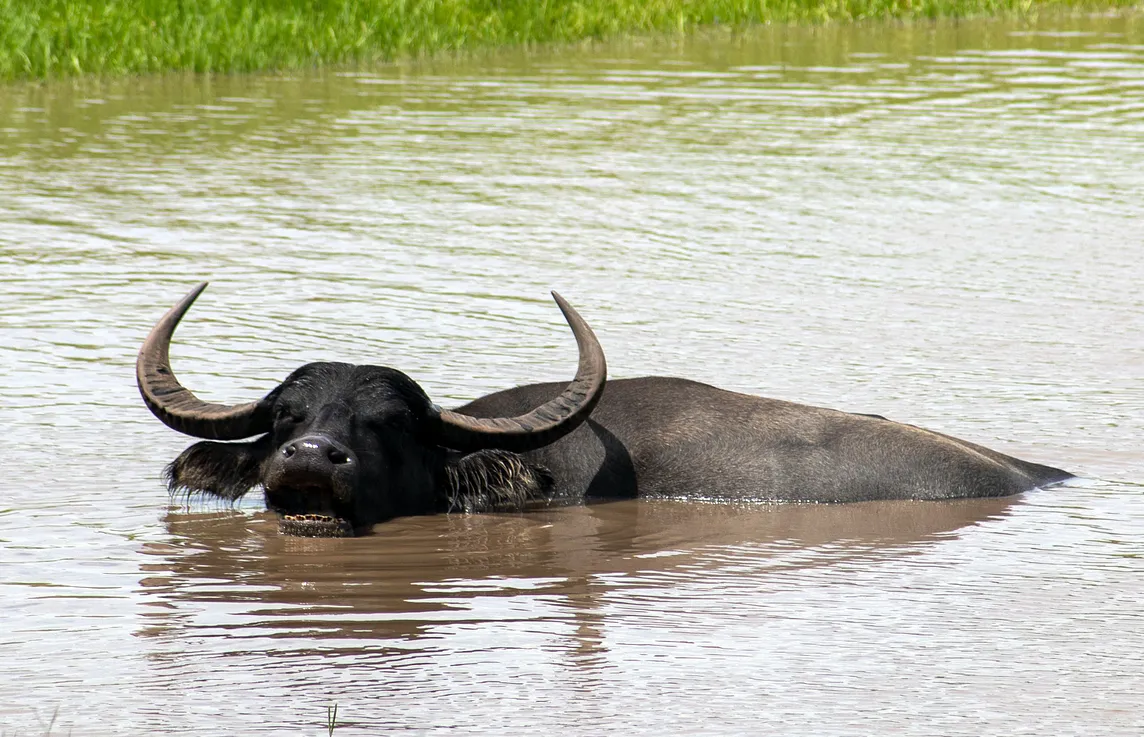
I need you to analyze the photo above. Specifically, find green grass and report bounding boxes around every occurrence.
[0,0,1138,80]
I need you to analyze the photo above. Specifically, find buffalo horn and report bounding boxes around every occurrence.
[433,292,607,453]
[136,283,270,440]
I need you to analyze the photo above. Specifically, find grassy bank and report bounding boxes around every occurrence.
[1,0,1138,80]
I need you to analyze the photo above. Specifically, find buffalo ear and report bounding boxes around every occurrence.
[443,449,555,513]
[165,437,272,500]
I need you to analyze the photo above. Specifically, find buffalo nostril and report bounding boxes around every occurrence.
[283,444,297,458]
[328,448,350,465]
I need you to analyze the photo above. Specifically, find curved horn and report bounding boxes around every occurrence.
[433,292,607,453]
[136,282,270,440]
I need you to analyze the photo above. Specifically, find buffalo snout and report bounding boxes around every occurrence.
[272,432,352,482]
[281,435,354,470]
[263,434,359,535]
[266,434,357,499]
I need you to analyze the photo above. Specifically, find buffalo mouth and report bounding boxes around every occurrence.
[266,483,355,538]
[279,513,353,538]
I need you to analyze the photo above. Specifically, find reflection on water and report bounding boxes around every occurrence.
[130,497,1024,733]
[2,10,1144,737]
[142,498,1015,645]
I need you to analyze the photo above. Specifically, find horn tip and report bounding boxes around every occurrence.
[176,281,211,310]
[548,291,591,334]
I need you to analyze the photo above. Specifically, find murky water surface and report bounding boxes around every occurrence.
[2,12,1143,735]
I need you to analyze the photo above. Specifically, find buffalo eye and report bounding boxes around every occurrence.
[275,406,305,425]
[365,411,413,436]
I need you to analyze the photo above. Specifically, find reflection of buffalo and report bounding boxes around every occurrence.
[138,496,1018,647]
[137,284,1071,535]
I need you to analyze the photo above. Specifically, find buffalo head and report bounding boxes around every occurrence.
[137,284,607,536]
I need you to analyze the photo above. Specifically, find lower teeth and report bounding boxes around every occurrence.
[279,514,353,538]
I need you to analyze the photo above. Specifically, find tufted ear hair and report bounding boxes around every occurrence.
[442,449,555,513]
[165,436,274,500]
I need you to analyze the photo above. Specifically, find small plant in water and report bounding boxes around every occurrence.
[37,705,61,736]
[326,703,338,735]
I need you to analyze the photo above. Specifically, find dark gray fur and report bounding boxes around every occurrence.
[166,367,1072,531]
[457,377,1071,504]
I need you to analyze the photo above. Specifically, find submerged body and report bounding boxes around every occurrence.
[460,377,1072,505]
[138,284,1072,536]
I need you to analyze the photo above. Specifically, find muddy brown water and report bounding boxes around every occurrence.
[2,11,1143,736]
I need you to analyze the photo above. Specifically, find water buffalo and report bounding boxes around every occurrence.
[138,284,1073,536]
